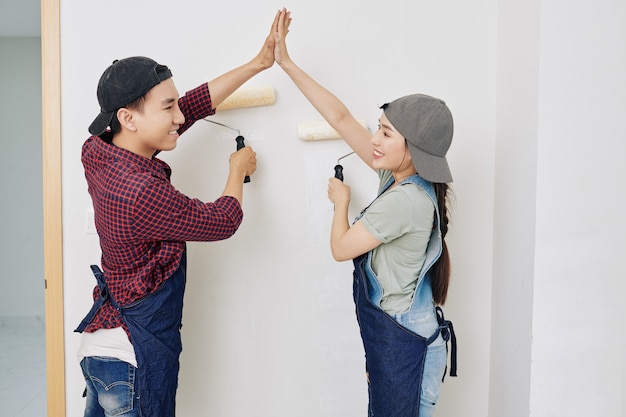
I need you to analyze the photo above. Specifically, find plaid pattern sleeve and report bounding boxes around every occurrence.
[133,176,243,242]
[177,82,215,135]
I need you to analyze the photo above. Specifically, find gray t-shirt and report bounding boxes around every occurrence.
[359,170,434,314]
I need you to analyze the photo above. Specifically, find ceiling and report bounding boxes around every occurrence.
[0,0,41,37]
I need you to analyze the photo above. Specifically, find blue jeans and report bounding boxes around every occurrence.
[419,337,447,416]
[80,356,139,417]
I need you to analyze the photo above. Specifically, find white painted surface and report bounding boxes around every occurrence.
[530,1,626,415]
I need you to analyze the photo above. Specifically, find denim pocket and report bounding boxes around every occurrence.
[394,305,438,338]
[81,356,137,416]
[420,340,447,407]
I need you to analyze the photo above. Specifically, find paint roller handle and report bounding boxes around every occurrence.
[334,151,354,182]
[235,136,251,183]
[334,164,344,182]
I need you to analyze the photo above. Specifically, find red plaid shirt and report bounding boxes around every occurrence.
[81,83,243,333]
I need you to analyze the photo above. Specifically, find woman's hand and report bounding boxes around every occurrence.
[328,177,351,207]
[274,8,292,67]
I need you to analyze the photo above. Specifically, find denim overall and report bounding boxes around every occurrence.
[352,174,457,417]
[76,251,188,417]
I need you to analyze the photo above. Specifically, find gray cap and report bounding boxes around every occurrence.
[381,94,453,183]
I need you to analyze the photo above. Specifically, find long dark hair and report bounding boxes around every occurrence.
[431,183,452,305]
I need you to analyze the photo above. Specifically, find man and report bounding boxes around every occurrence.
[75,10,285,416]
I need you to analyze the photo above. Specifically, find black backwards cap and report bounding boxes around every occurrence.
[89,56,172,135]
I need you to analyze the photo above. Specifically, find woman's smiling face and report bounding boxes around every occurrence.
[371,112,414,175]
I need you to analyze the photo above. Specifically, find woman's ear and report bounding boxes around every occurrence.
[116,108,137,132]
[405,140,412,161]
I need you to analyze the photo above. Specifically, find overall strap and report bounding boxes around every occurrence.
[436,306,458,379]
[89,265,122,310]
[399,174,442,283]
[74,265,121,332]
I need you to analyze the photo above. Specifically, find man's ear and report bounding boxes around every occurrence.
[117,108,137,132]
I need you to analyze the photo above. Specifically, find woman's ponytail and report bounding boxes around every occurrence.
[431,183,451,305]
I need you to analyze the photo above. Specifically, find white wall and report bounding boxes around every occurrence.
[60,1,495,416]
[65,0,626,416]
[530,0,626,415]
[490,0,540,415]
[491,1,626,416]
[0,37,44,317]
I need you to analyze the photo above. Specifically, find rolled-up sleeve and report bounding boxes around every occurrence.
[132,176,243,242]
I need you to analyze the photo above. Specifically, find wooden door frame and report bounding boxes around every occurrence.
[41,0,65,415]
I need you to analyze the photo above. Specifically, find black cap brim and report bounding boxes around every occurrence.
[88,111,115,136]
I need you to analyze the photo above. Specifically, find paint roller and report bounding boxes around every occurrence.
[296,119,368,142]
[200,86,275,183]
[297,119,366,181]
[202,119,250,183]
[216,85,276,111]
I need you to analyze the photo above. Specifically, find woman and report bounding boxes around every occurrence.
[274,9,457,417]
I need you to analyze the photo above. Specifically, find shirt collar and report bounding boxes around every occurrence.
[92,135,171,178]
